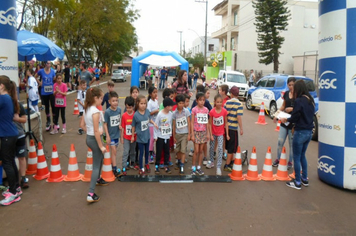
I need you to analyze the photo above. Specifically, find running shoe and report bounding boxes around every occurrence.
[45,122,51,131]
[203,157,208,166]
[286,180,301,190]
[168,161,173,167]
[145,164,151,173]
[179,166,184,175]
[0,192,21,206]
[223,164,232,172]
[96,178,108,186]
[301,178,309,187]
[50,126,58,135]
[87,193,100,203]
[2,187,22,197]
[165,167,172,174]
[122,168,127,176]
[155,165,160,174]
[206,162,215,169]
[196,168,205,176]
[77,129,84,135]
[62,128,67,134]
[114,169,121,177]
[272,159,279,167]
[21,178,29,189]
[149,155,155,164]
[189,149,194,157]
[287,161,293,170]
[139,169,145,175]
[216,168,222,176]
[134,165,140,171]
[223,153,227,160]
[159,164,165,169]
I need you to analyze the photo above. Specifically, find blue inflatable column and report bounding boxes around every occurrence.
[318,1,356,190]
[0,0,18,85]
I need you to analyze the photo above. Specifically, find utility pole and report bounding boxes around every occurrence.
[195,0,208,69]
[177,31,183,55]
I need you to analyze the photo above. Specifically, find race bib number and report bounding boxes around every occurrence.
[176,117,188,129]
[110,115,120,127]
[161,125,172,136]
[197,113,208,124]
[126,125,132,136]
[213,116,224,126]
[55,98,64,106]
[141,120,149,131]
[44,85,53,93]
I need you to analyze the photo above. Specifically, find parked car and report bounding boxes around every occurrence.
[246,74,319,140]
[111,69,126,82]
[217,70,249,100]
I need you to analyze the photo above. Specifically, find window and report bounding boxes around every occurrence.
[301,79,316,92]
[256,78,268,87]
[266,78,276,87]
[222,38,226,50]
[226,74,247,83]
[234,11,238,26]
[231,37,235,50]
[208,44,214,51]
[275,78,285,88]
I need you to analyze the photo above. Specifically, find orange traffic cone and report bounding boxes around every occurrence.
[259,147,276,181]
[81,148,93,182]
[47,144,66,182]
[275,120,281,131]
[244,146,261,181]
[33,142,50,180]
[255,102,267,125]
[64,144,83,181]
[73,99,79,115]
[273,147,291,181]
[289,171,295,179]
[26,139,37,175]
[229,146,245,181]
[101,145,116,182]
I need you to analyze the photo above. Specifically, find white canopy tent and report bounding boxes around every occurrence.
[138,54,182,67]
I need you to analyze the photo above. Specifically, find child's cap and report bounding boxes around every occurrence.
[229,86,239,96]
[163,98,176,107]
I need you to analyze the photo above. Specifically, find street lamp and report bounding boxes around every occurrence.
[195,0,208,68]
[177,31,183,55]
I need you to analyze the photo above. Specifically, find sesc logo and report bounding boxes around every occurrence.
[318,155,336,175]
[0,7,16,28]
[349,164,356,176]
[352,74,356,86]
[0,57,8,64]
[22,38,41,45]
[319,70,337,89]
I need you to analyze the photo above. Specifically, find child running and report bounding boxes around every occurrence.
[154,98,175,174]
[103,91,122,176]
[131,95,157,175]
[81,87,107,203]
[27,69,39,112]
[77,80,87,134]
[147,86,159,164]
[208,94,229,175]
[120,96,136,176]
[191,92,210,175]
[172,94,191,174]
[51,74,68,134]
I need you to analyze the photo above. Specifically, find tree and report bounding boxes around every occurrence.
[253,0,290,73]
[186,52,204,72]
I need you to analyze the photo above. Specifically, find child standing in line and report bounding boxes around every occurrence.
[154,98,175,174]
[172,94,191,174]
[77,80,87,135]
[147,87,159,164]
[51,74,68,134]
[224,86,244,172]
[131,95,157,175]
[208,94,229,176]
[218,84,230,159]
[191,92,210,175]
[103,91,122,176]
[129,86,140,169]
[101,80,115,109]
[80,87,107,203]
[120,96,136,175]
[27,69,39,112]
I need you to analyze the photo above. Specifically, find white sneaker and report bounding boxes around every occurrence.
[216,168,222,176]
[206,162,215,169]
[50,127,58,135]
[0,192,21,206]
[189,151,194,157]
[203,157,208,165]
[62,128,66,134]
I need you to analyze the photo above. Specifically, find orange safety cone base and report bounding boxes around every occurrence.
[64,174,83,182]
[102,175,116,182]
[47,175,66,183]
[259,174,276,181]
[81,176,91,182]
[274,174,291,181]
[243,174,261,181]
[26,170,37,175]
[255,121,267,125]
[33,172,50,181]
[289,173,295,179]
[229,173,245,181]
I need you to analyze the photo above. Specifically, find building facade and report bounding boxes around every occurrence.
[190,36,219,58]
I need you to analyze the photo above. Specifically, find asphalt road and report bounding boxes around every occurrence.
[1,77,355,235]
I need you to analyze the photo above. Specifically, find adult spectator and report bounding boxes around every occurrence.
[201,70,206,84]
[79,63,94,90]
[0,75,20,206]
[281,80,315,190]
[192,69,199,89]
[64,63,72,91]
[249,69,255,87]
[159,66,167,90]
[36,61,56,131]
[172,70,193,97]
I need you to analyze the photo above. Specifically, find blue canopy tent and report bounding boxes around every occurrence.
[131,51,189,87]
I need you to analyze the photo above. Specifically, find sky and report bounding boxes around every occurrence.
[132,0,318,54]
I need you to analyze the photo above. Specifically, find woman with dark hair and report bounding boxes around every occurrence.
[172,70,193,97]
[0,75,20,206]
[281,80,315,190]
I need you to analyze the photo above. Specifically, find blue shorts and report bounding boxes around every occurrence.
[31,100,38,106]
[110,138,119,146]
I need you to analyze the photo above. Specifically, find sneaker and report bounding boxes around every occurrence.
[179,166,184,175]
[114,169,121,177]
[62,128,66,134]
[223,164,232,172]
[190,169,196,176]
[45,122,51,131]
[129,163,135,169]
[122,168,127,176]
[272,159,279,167]
[189,149,194,157]
[286,180,301,190]
[50,126,58,135]
[2,187,22,197]
[0,192,21,206]
[21,178,29,189]
[203,157,208,165]
[77,129,84,135]
[287,161,293,170]
[168,161,173,167]
[196,168,204,176]
[159,164,165,169]
[165,167,172,174]
[139,169,145,175]
[223,153,227,160]
[216,168,222,176]
[301,178,309,187]
[206,162,215,169]
[149,156,155,164]
[96,178,108,186]
[155,165,160,174]
[145,164,150,173]
[87,193,100,203]
[134,165,140,171]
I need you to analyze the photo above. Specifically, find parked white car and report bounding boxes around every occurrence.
[217,70,249,100]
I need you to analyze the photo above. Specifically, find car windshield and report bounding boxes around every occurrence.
[113,70,122,73]
[226,74,246,83]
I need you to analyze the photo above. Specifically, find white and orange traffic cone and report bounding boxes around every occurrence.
[33,142,50,180]
[259,146,276,181]
[81,148,93,182]
[275,120,281,132]
[228,146,245,181]
[26,139,37,175]
[244,146,261,181]
[255,102,267,125]
[64,144,83,181]
[101,145,116,182]
[73,99,79,115]
[47,144,66,182]
[273,147,291,181]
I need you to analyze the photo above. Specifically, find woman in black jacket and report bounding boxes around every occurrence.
[281,80,315,190]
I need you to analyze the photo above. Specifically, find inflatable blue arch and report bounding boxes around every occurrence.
[131,51,189,87]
